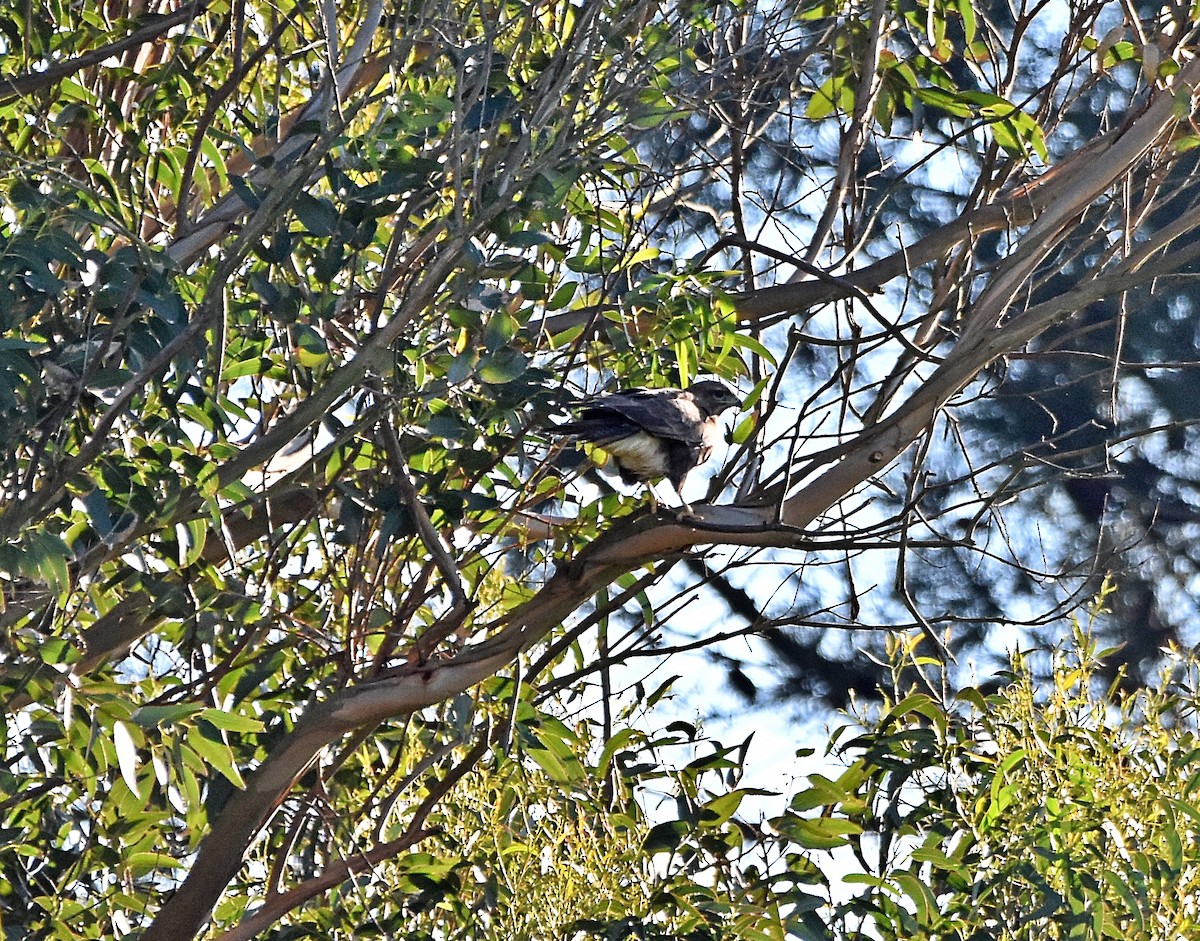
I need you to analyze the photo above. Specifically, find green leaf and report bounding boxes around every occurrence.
[125,852,186,875]
[597,728,639,777]
[228,175,261,210]
[781,815,862,849]
[729,332,778,367]
[1101,870,1144,930]
[699,789,745,827]
[881,693,943,729]
[911,842,966,874]
[914,86,973,118]
[525,745,571,782]
[956,0,977,45]
[21,531,71,594]
[131,704,205,727]
[291,324,329,366]
[790,774,850,812]
[478,348,529,384]
[175,519,208,567]
[675,339,692,387]
[506,229,553,248]
[39,638,78,666]
[81,488,115,536]
[482,311,517,350]
[730,414,755,445]
[186,726,245,788]
[113,721,144,800]
[644,819,690,854]
[893,872,937,925]
[222,354,270,379]
[293,192,339,236]
[546,282,578,310]
[198,709,265,734]
[807,75,853,120]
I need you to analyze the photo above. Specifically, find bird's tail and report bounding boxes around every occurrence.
[547,419,585,437]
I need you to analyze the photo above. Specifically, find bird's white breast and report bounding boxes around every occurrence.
[603,430,668,480]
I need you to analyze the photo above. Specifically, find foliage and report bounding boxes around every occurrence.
[3,0,1200,936]
[774,605,1200,940]
[226,699,783,941]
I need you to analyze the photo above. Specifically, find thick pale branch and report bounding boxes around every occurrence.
[961,59,1200,344]
[776,66,1200,526]
[138,510,796,939]
[732,76,1195,326]
[138,631,515,939]
[772,268,1177,526]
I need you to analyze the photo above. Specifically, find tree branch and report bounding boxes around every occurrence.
[0,3,205,101]
[137,26,1200,941]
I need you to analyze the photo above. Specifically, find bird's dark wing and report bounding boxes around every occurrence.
[551,409,643,446]
[582,388,705,445]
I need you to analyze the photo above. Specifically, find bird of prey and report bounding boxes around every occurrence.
[551,380,742,514]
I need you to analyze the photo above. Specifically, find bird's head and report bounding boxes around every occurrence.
[687,380,742,417]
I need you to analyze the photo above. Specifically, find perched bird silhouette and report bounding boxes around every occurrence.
[551,380,741,514]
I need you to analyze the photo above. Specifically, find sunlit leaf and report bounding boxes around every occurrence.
[112,721,144,800]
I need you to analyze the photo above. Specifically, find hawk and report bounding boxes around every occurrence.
[552,380,742,514]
